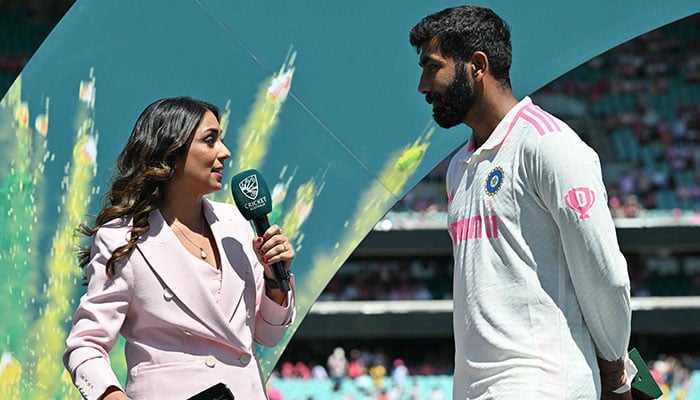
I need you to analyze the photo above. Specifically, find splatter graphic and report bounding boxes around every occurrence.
[229,49,297,182]
[31,70,101,398]
[0,70,101,398]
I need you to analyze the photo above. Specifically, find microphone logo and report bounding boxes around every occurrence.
[239,173,259,200]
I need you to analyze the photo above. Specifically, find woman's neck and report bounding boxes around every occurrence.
[159,195,205,229]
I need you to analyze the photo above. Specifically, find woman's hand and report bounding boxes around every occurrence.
[253,224,295,269]
[252,224,294,303]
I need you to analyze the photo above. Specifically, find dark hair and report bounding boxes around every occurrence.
[409,5,512,89]
[77,96,220,277]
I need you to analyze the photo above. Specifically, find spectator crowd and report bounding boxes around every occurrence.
[269,346,700,400]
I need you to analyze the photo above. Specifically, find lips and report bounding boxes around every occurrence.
[211,167,224,180]
[426,94,442,110]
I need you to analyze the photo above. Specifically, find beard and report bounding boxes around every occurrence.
[426,64,475,129]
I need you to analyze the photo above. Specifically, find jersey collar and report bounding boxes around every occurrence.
[454,96,532,164]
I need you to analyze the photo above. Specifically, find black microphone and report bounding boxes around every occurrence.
[231,169,290,292]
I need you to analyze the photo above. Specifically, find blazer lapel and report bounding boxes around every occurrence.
[136,209,246,347]
[203,200,250,322]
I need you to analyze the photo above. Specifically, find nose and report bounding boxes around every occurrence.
[218,140,231,160]
[418,72,430,95]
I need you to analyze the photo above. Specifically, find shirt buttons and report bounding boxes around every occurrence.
[163,288,174,301]
[77,376,92,397]
[239,354,251,365]
[205,355,217,367]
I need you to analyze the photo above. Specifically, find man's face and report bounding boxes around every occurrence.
[418,39,475,128]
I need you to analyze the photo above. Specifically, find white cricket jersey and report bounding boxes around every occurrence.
[446,97,631,400]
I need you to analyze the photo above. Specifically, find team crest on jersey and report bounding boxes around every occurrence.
[484,167,504,196]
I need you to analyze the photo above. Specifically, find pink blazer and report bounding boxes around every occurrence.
[64,199,295,400]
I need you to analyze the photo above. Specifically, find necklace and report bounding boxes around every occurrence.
[172,216,208,259]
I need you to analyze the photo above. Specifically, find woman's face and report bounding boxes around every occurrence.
[170,110,231,197]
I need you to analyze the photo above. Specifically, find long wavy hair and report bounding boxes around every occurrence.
[77,96,220,278]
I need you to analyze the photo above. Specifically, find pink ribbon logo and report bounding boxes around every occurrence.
[564,187,595,220]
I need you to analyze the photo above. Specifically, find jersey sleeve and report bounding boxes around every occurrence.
[527,133,631,362]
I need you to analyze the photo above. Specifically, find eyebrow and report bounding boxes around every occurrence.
[419,54,441,68]
[202,127,222,136]
[419,54,429,67]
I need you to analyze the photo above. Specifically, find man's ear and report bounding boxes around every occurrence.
[470,51,488,78]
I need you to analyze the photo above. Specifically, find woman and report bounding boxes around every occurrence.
[63,97,296,400]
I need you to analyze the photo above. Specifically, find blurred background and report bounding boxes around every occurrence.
[1,1,699,399]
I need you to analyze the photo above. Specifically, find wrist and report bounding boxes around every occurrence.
[598,357,625,389]
[264,275,280,290]
[101,386,127,400]
[612,356,638,394]
[597,355,637,394]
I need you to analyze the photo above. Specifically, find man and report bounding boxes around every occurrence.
[409,6,634,399]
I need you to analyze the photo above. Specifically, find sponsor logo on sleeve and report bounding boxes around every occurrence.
[564,187,595,220]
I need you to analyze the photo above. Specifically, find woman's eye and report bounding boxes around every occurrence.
[204,136,216,145]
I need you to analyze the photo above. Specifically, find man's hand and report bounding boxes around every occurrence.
[101,386,131,400]
[598,357,632,400]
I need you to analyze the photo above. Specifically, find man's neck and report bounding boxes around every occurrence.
[466,90,518,148]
